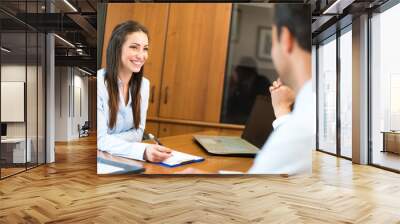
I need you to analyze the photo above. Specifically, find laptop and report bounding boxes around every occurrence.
[194,95,276,157]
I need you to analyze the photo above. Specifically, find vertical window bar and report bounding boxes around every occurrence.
[316,44,320,150]
[336,27,341,157]
[36,0,39,168]
[25,0,28,171]
[367,11,373,165]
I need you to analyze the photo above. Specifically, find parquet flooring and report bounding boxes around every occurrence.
[1,134,400,223]
[1,167,26,178]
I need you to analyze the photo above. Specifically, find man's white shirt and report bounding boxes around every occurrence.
[248,80,316,175]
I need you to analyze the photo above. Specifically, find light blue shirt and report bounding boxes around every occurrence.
[97,69,150,161]
[249,80,316,175]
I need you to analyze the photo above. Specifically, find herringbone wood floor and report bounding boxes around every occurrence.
[1,134,400,223]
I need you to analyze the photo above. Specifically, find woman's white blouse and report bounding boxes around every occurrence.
[97,69,150,160]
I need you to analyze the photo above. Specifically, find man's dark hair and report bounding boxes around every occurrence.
[273,4,311,52]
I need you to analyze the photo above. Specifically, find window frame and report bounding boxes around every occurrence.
[367,0,400,173]
[315,21,353,161]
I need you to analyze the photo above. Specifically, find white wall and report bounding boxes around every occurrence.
[54,67,89,141]
[54,66,69,141]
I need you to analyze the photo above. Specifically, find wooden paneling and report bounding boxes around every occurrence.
[102,4,139,67]
[145,121,159,137]
[158,124,242,138]
[102,3,170,117]
[218,128,243,136]
[159,3,232,122]
[159,123,218,138]
[147,116,244,130]
[148,117,244,138]
[157,122,243,138]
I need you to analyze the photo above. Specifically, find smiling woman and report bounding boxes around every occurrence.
[97,21,173,164]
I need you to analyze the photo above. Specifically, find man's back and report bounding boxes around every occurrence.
[248,81,315,175]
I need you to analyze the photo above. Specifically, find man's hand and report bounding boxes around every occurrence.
[144,144,172,162]
[269,79,295,118]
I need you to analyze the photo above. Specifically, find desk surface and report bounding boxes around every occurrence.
[97,131,254,174]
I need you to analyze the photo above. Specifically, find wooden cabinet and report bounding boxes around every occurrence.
[159,3,231,122]
[145,121,160,137]
[151,117,243,138]
[158,123,243,138]
[382,132,400,154]
[158,123,219,138]
[102,3,239,137]
[102,3,169,117]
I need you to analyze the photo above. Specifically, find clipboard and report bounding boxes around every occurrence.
[158,150,204,168]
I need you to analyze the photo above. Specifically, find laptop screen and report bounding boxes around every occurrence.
[241,95,276,148]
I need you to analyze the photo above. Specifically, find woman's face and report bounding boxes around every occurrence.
[120,31,149,74]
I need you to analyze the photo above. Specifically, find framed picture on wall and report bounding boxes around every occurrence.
[256,26,272,61]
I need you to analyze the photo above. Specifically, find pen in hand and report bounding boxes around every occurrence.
[148,133,172,158]
[144,142,172,162]
[148,133,163,146]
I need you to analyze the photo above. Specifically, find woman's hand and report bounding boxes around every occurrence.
[143,144,172,162]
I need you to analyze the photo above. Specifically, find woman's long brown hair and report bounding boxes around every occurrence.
[105,20,149,129]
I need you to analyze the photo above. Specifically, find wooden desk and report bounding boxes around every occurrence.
[381,131,400,154]
[97,131,254,174]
